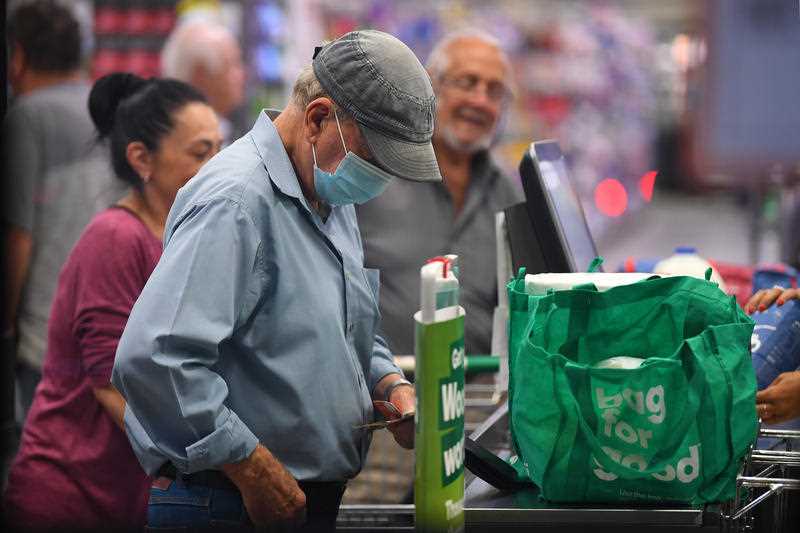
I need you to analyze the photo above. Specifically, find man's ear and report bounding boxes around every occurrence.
[191,63,212,95]
[426,68,442,90]
[126,141,153,183]
[303,98,334,144]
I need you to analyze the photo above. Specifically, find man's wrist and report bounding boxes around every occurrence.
[384,378,413,402]
[223,444,266,487]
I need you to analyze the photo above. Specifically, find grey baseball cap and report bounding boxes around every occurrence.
[312,30,442,183]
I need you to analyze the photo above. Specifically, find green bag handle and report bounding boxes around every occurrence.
[704,267,712,281]
[513,267,527,293]
[556,354,704,480]
[518,308,703,482]
[696,323,758,502]
[588,256,604,273]
[518,288,704,480]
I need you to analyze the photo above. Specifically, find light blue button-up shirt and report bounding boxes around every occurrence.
[112,110,401,482]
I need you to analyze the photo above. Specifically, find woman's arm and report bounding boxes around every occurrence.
[93,384,127,431]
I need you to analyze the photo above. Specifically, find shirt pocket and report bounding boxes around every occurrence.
[350,268,381,358]
[361,267,381,316]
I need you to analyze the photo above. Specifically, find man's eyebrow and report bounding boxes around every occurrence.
[190,139,214,149]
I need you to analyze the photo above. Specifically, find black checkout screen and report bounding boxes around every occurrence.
[534,141,599,273]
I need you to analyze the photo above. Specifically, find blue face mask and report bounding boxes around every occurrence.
[312,111,394,206]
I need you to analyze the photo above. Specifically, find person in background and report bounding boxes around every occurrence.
[747,287,800,424]
[1,0,124,476]
[160,18,246,142]
[357,29,522,359]
[349,30,521,504]
[3,73,222,530]
[112,30,438,531]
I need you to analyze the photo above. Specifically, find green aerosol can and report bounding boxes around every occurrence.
[414,256,465,533]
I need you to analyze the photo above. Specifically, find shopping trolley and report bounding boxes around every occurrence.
[722,426,800,532]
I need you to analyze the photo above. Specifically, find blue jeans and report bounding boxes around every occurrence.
[146,475,345,532]
[147,476,252,531]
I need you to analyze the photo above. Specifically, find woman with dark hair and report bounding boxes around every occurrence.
[3,73,222,530]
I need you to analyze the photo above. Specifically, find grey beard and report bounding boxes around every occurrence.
[439,125,493,155]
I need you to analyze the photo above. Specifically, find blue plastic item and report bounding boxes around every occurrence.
[752,265,798,293]
[750,266,800,391]
[674,246,697,254]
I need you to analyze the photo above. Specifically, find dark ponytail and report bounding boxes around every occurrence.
[88,72,207,188]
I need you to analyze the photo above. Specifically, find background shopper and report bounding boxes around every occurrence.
[3,73,221,530]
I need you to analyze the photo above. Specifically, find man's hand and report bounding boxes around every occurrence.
[756,371,800,424]
[746,287,800,314]
[221,444,306,527]
[373,374,415,449]
[385,382,415,449]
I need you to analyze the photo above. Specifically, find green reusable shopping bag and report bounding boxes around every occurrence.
[506,269,757,504]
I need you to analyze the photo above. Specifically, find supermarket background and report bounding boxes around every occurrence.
[9,0,800,289]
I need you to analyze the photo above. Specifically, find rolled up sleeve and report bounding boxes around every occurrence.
[113,197,266,474]
[368,332,403,394]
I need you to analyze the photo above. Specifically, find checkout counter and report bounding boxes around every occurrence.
[337,399,799,532]
[462,402,723,532]
[336,141,800,531]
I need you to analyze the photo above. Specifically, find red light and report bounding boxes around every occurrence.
[594,178,628,217]
[624,257,636,272]
[639,171,657,202]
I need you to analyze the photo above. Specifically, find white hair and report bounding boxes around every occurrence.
[426,29,514,154]
[290,64,327,109]
[160,20,233,81]
[290,64,351,121]
[426,28,507,81]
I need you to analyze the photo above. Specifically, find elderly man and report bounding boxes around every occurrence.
[160,19,246,141]
[357,30,522,358]
[113,30,439,531]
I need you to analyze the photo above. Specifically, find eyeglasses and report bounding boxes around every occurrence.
[440,73,511,103]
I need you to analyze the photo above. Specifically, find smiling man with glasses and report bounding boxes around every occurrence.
[352,29,523,504]
[358,29,521,362]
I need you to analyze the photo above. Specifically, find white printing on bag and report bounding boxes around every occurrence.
[591,385,700,484]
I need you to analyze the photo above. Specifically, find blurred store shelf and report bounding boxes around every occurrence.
[594,190,781,271]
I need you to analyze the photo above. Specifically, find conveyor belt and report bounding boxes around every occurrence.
[337,402,800,531]
[461,402,721,532]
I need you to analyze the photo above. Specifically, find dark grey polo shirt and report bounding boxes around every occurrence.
[356,153,523,355]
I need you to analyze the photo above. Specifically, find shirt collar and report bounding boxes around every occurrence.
[470,150,493,183]
[251,109,334,221]
[434,149,496,197]
[251,109,305,202]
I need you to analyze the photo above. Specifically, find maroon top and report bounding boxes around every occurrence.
[5,207,161,530]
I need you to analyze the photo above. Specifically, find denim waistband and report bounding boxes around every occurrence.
[156,463,346,496]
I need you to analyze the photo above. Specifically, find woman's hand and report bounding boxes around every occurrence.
[756,371,800,424]
[745,287,800,314]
